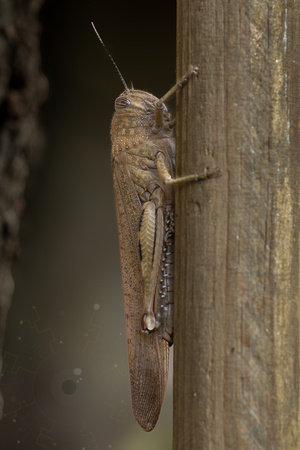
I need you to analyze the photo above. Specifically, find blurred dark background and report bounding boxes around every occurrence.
[0,0,175,448]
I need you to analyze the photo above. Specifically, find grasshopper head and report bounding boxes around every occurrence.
[114,89,168,117]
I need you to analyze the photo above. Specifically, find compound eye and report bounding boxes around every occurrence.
[115,96,131,109]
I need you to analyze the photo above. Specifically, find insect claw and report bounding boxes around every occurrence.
[190,65,199,76]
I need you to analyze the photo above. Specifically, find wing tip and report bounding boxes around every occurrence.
[130,373,166,432]
[129,333,170,432]
[133,409,160,432]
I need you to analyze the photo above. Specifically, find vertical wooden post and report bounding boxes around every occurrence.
[174,1,300,448]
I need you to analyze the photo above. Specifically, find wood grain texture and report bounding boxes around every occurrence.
[174,0,300,448]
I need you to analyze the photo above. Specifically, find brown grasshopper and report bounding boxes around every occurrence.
[92,23,220,432]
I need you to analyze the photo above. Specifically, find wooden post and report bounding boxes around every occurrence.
[174,1,300,448]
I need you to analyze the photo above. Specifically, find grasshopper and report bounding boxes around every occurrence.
[92,23,220,432]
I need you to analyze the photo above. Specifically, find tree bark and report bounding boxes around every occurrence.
[0,0,46,418]
[174,1,300,448]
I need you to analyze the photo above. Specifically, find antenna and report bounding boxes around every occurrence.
[91,22,129,91]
